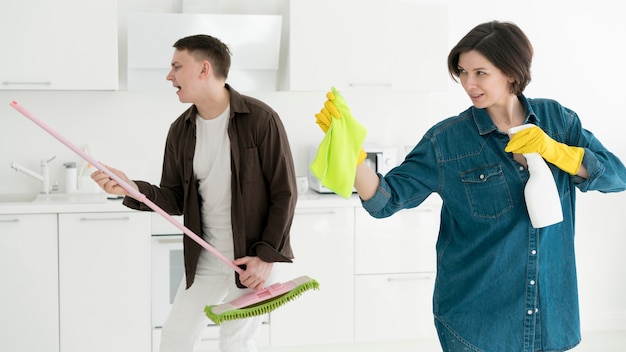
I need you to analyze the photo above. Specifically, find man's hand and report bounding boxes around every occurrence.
[232,256,274,290]
[90,165,138,196]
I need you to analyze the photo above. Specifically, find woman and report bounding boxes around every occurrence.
[318,21,626,351]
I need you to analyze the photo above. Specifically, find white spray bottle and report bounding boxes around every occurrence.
[508,124,563,228]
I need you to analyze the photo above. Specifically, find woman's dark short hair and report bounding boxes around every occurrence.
[173,34,232,79]
[447,21,533,95]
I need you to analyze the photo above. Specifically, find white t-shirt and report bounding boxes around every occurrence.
[193,105,234,257]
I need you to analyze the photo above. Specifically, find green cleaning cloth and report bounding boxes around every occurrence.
[310,87,367,198]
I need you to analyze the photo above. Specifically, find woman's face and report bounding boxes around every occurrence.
[457,50,514,109]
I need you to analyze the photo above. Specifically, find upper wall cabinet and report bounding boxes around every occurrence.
[289,0,448,92]
[127,14,282,91]
[1,0,118,90]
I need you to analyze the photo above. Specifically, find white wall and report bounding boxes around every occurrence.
[1,0,625,332]
[3,0,625,189]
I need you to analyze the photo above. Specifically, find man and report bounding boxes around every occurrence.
[92,34,297,352]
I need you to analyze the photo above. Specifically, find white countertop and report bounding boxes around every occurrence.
[295,190,362,208]
[0,190,446,216]
[0,189,361,215]
[0,193,129,215]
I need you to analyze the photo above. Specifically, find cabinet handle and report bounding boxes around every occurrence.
[2,81,52,86]
[387,274,434,282]
[295,210,336,216]
[156,237,183,245]
[0,218,20,223]
[80,216,130,222]
[348,82,392,88]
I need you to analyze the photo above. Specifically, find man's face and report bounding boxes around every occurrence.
[166,49,205,103]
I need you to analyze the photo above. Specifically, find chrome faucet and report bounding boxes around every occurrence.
[10,156,57,194]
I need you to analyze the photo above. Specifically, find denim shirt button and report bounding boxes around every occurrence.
[479,174,485,180]
[530,280,536,285]
[527,309,533,315]
[531,249,537,255]
[519,166,524,171]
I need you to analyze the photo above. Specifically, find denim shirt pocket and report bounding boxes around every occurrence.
[461,164,513,218]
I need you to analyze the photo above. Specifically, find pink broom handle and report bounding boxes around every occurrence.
[10,100,242,274]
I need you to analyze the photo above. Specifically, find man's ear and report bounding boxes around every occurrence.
[199,60,211,78]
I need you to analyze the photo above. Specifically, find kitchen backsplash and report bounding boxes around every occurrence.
[0,88,447,194]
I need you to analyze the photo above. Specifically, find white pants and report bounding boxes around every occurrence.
[160,248,278,352]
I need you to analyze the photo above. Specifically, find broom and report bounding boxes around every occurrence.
[10,100,319,325]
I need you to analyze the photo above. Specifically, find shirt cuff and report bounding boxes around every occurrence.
[360,174,392,217]
[251,241,293,263]
[572,149,605,192]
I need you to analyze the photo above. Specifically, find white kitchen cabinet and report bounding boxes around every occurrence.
[355,273,436,341]
[182,323,270,352]
[58,212,151,352]
[127,13,282,91]
[354,200,440,343]
[289,0,448,92]
[270,206,355,346]
[0,213,59,352]
[1,0,117,90]
[355,205,439,275]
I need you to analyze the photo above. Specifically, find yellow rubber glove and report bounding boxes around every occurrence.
[310,87,367,198]
[505,125,584,175]
[314,90,367,164]
[314,94,338,133]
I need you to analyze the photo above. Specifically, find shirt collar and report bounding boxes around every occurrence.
[471,94,540,135]
[183,84,248,123]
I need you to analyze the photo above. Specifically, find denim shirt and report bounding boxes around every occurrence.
[362,95,626,352]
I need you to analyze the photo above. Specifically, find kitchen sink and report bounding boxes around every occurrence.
[34,193,108,203]
[0,193,38,203]
[0,193,108,204]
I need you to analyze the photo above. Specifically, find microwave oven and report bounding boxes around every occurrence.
[308,146,397,194]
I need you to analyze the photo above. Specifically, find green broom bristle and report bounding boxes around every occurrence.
[205,278,320,325]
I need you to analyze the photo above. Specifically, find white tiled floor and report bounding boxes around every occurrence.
[256,330,626,352]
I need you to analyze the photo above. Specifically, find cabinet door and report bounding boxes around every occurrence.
[127,13,281,91]
[355,205,439,275]
[59,212,151,352]
[1,0,117,90]
[0,214,59,352]
[270,207,355,346]
[289,0,448,92]
[289,0,390,91]
[355,273,437,342]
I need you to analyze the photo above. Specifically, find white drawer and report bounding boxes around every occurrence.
[355,273,437,342]
[150,212,184,235]
[152,323,270,352]
[196,322,270,351]
[355,205,439,274]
